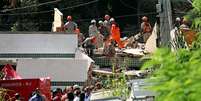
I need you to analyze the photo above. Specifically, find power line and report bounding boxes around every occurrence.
[119,0,138,10]
[0,12,158,26]
[59,0,99,11]
[72,12,157,22]
[0,0,99,16]
[1,0,61,12]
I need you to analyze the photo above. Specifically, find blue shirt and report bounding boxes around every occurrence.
[28,94,45,101]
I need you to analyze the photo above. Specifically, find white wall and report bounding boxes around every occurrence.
[52,8,63,32]
[0,34,77,54]
[17,59,88,82]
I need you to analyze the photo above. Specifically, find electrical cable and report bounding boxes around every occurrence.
[1,0,61,12]
[0,12,158,26]
[0,0,99,16]
[119,0,138,10]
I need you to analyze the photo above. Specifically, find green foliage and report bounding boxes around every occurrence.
[192,0,201,12]
[107,72,130,99]
[185,0,201,31]
[143,48,201,101]
[103,57,130,99]
[141,1,201,100]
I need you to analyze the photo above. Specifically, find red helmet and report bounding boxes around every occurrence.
[142,16,148,22]
[104,14,110,20]
[67,16,72,21]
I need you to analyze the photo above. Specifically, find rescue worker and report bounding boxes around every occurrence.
[180,18,190,30]
[88,19,99,48]
[93,20,104,48]
[88,19,99,37]
[103,37,116,57]
[98,20,109,38]
[140,16,152,43]
[82,36,96,57]
[64,15,77,33]
[75,28,84,47]
[110,18,124,48]
[103,14,111,33]
[175,17,181,28]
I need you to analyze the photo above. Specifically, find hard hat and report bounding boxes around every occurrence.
[98,20,103,24]
[91,19,96,23]
[176,17,181,22]
[104,14,110,20]
[109,18,115,22]
[73,85,80,89]
[67,16,72,21]
[142,16,148,21]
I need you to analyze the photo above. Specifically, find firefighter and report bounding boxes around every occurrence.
[140,16,152,43]
[64,15,77,33]
[103,14,111,33]
[98,20,109,39]
[110,18,124,48]
[88,19,99,37]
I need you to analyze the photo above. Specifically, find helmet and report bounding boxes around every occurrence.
[109,18,115,22]
[67,16,72,21]
[104,14,110,20]
[73,85,80,89]
[91,19,96,24]
[98,20,103,24]
[142,16,148,21]
[176,17,181,22]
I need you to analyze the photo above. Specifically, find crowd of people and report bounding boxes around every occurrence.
[63,14,153,57]
[13,85,96,101]
[51,85,92,101]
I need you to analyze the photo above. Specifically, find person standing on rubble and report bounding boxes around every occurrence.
[140,16,152,43]
[75,28,84,47]
[64,15,78,33]
[174,17,181,29]
[88,19,99,48]
[180,18,190,30]
[103,14,111,33]
[89,19,99,37]
[98,20,109,39]
[110,18,124,48]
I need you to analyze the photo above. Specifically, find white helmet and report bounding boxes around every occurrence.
[91,19,96,23]
[176,17,181,22]
[109,18,115,22]
[98,20,103,24]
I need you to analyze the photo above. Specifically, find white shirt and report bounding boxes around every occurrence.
[64,21,77,33]
[73,96,80,101]
[88,25,99,37]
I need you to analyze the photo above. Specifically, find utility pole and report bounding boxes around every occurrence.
[157,0,173,47]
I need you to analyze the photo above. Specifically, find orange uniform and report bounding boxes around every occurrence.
[110,24,124,48]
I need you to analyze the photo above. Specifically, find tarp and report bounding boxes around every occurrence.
[145,23,158,53]
[2,64,21,80]
[0,78,51,101]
